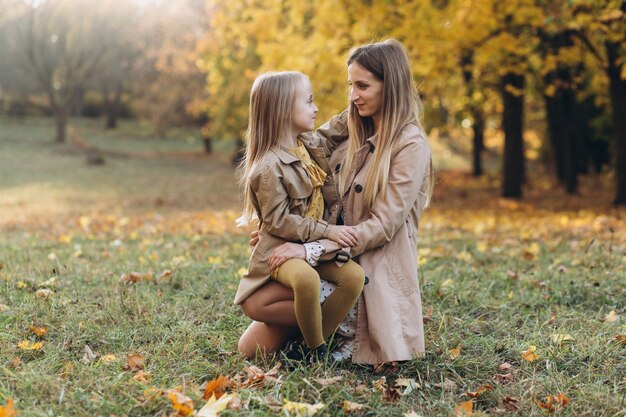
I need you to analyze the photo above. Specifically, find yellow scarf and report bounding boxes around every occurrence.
[287,141,326,220]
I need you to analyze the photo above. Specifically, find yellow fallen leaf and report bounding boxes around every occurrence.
[100,354,117,363]
[29,325,48,337]
[466,384,493,398]
[454,400,474,416]
[197,393,237,417]
[550,333,574,344]
[17,340,43,350]
[441,278,453,289]
[16,281,27,289]
[522,345,539,362]
[123,354,145,371]
[0,398,17,417]
[167,390,194,416]
[341,400,367,413]
[133,370,152,383]
[207,256,222,265]
[282,399,324,416]
[448,347,461,359]
[605,310,619,323]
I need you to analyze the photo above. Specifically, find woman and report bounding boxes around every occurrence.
[238,38,433,365]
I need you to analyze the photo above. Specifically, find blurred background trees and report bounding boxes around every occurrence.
[0,0,624,204]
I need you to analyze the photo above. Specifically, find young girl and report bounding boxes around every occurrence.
[233,71,365,362]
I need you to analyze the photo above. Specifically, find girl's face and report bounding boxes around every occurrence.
[348,62,383,120]
[291,79,318,134]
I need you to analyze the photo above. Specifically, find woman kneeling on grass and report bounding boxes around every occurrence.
[233,71,365,364]
[238,38,434,366]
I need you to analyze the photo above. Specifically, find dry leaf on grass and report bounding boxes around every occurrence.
[100,354,117,363]
[521,345,539,362]
[203,375,229,400]
[395,378,420,395]
[434,378,457,390]
[493,373,513,385]
[29,325,48,337]
[17,340,43,350]
[82,345,97,364]
[133,370,152,383]
[282,399,324,416]
[313,376,342,386]
[197,394,237,417]
[454,400,474,416]
[0,398,17,417]
[502,396,520,411]
[466,384,493,398]
[123,354,145,371]
[341,400,368,413]
[35,289,54,300]
[604,310,619,323]
[167,390,194,417]
[498,362,513,371]
[550,333,574,344]
[448,346,461,359]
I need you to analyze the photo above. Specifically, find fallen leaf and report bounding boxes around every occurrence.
[502,396,520,411]
[143,387,163,402]
[341,400,368,413]
[133,370,152,383]
[493,373,513,385]
[534,393,570,412]
[159,269,172,280]
[448,346,461,359]
[466,384,493,398]
[506,270,518,279]
[0,304,10,312]
[119,271,144,284]
[434,378,457,390]
[521,345,539,362]
[614,335,626,345]
[38,277,57,287]
[498,362,513,371]
[167,390,194,417]
[313,376,342,386]
[17,340,43,350]
[197,394,238,417]
[29,325,48,337]
[554,393,570,406]
[551,333,574,344]
[604,310,619,323]
[383,385,402,402]
[0,398,16,417]
[82,345,97,364]
[203,375,229,400]
[123,354,144,371]
[454,400,474,416]
[282,399,324,416]
[9,357,21,369]
[100,354,117,363]
[35,289,54,300]
[395,378,420,395]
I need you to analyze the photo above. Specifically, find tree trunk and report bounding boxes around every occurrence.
[501,73,525,198]
[232,137,245,166]
[55,105,68,143]
[105,85,122,129]
[544,91,566,183]
[561,85,578,194]
[471,110,485,177]
[202,136,213,154]
[606,41,626,205]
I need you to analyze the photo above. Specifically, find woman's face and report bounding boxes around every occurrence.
[348,62,383,120]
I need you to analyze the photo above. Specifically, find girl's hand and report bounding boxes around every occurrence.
[327,225,359,247]
[269,242,306,271]
[249,230,259,246]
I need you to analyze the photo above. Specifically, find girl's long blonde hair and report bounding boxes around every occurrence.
[339,39,434,210]
[237,71,309,226]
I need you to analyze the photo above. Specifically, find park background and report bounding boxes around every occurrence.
[0,0,624,416]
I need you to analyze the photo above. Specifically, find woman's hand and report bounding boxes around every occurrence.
[327,225,359,247]
[268,242,306,271]
[249,230,259,246]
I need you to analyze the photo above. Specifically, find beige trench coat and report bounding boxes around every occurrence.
[233,115,348,305]
[329,123,432,364]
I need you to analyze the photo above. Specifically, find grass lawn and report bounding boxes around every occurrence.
[0,117,625,416]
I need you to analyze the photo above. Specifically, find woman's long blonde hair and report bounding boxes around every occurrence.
[237,71,309,226]
[339,39,434,210]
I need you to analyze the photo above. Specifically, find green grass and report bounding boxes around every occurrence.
[0,117,625,416]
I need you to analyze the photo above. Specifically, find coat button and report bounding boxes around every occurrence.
[335,163,341,172]
[355,184,363,193]
[364,276,369,285]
